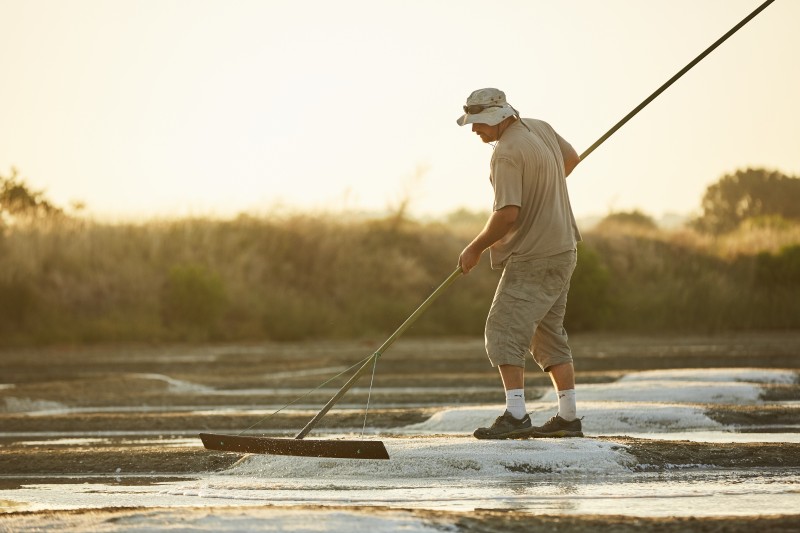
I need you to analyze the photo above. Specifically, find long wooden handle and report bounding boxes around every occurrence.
[579,0,774,162]
[295,267,463,439]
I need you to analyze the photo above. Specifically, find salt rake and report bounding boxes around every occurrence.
[200,267,463,460]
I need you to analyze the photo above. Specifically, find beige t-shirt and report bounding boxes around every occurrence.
[488,118,582,269]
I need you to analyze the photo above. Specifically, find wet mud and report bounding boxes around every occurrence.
[1,333,799,529]
[2,506,800,533]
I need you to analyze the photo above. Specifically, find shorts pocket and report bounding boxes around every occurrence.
[500,255,575,301]
[499,262,547,301]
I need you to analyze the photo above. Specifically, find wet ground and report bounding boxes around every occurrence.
[1,332,799,531]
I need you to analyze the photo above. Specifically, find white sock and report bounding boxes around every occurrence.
[505,389,526,419]
[557,389,577,421]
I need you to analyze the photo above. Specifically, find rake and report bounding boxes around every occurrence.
[200,267,462,460]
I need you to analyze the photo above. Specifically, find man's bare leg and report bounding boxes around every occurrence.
[498,364,524,391]
[548,362,574,391]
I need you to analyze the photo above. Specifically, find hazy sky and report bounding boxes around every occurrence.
[1,0,797,221]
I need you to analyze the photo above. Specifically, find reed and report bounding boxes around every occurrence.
[0,211,797,346]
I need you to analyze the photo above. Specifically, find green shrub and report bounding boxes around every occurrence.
[0,279,38,332]
[160,264,227,337]
[595,210,658,232]
[566,242,612,330]
[756,245,800,286]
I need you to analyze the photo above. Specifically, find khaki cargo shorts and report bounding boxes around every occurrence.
[485,249,577,372]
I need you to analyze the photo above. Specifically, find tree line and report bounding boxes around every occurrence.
[4,166,799,234]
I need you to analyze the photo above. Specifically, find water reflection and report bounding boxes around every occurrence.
[3,468,799,516]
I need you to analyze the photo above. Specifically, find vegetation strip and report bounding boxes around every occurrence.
[2,168,799,345]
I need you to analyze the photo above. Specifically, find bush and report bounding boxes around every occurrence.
[693,168,800,234]
[565,242,612,330]
[160,264,227,337]
[0,279,39,332]
[595,210,658,232]
[0,167,63,224]
[756,245,800,286]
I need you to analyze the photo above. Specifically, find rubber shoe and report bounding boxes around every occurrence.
[529,414,584,438]
[473,411,533,440]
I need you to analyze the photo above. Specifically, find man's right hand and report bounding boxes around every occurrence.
[458,206,519,274]
[459,244,483,274]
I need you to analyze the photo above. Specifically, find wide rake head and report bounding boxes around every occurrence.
[200,433,390,460]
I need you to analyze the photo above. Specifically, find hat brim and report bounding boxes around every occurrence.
[456,105,514,127]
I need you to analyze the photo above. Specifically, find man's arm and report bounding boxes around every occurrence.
[459,205,520,273]
[556,132,580,177]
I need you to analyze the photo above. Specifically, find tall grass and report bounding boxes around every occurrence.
[586,220,800,332]
[0,214,495,344]
[0,212,798,346]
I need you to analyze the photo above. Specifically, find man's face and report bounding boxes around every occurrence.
[471,122,498,143]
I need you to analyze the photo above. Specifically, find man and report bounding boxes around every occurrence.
[456,88,583,439]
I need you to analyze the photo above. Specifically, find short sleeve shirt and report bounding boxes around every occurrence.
[488,118,582,269]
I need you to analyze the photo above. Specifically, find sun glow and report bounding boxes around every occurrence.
[1,0,797,221]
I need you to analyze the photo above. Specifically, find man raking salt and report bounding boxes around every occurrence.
[456,88,583,439]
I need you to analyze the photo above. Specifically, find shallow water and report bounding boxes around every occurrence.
[3,432,800,517]
[3,468,799,517]
[2,366,799,522]
[194,469,800,517]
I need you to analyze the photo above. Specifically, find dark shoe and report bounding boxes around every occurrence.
[474,411,532,440]
[529,414,583,438]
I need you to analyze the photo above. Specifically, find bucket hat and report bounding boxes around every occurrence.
[456,88,516,126]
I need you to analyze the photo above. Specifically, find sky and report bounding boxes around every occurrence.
[1,0,798,222]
